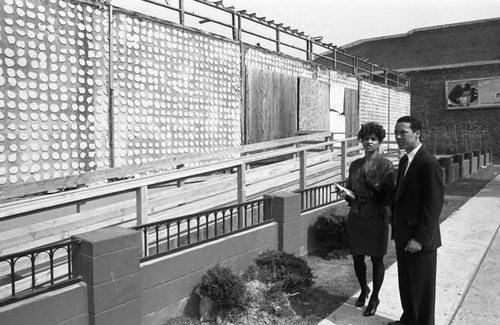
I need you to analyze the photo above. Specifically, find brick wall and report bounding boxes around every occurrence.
[342,18,500,69]
[409,63,500,160]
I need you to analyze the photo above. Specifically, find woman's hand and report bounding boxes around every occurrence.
[363,175,380,193]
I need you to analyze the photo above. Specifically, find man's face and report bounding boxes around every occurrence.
[394,122,420,152]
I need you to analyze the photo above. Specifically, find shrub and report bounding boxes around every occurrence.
[312,206,349,251]
[198,264,246,307]
[244,250,314,291]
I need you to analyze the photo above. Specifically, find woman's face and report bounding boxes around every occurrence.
[458,90,472,106]
[362,133,380,153]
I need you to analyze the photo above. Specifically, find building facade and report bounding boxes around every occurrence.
[338,18,500,159]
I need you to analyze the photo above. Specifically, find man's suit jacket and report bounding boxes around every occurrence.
[392,147,444,251]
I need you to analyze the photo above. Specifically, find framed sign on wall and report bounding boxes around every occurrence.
[445,77,500,110]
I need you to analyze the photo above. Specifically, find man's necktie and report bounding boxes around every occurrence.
[396,155,408,196]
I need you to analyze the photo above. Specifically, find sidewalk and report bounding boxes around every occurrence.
[319,167,500,325]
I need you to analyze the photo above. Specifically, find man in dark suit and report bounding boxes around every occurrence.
[389,116,444,325]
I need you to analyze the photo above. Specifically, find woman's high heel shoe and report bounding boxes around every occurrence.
[355,287,371,307]
[363,297,379,316]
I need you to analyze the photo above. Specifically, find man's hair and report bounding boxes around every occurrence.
[357,122,386,142]
[396,115,423,140]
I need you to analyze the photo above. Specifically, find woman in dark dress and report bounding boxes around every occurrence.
[339,122,395,317]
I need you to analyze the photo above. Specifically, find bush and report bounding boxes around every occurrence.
[312,206,349,251]
[198,264,246,307]
[243,250,314,291]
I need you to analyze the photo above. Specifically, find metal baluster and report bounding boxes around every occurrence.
[177,220,181,247]
[10,259,16,296]
[167,222,170,251]
[31,253,36,291]
[244,203,248,227]
[230,208,234,231]
[49,249,55,285]
[214,212,217,237]
[67,245,72,280]
[155,225,160,254]
[143,228,149,257]
[197,216,201,241]
[222,209,226,234]
[205,215,209,238]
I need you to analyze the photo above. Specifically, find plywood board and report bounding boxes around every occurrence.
[344,88,359,139]
[246,68,298,144]
[298,77,330,131]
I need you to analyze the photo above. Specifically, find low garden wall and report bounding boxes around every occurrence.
[437,148,492,185]
[0,283,88,325]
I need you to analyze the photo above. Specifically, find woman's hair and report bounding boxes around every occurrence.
[357,122,386,142]
[448,83,478,104]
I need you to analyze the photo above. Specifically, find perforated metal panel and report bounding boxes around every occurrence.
[112,13,242,167]
[246,48,330,83]
[0,0,110,186]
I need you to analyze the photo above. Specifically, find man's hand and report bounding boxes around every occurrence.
[405,238,422,253]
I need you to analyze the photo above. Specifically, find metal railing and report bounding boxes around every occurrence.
[296,180,348,212]
[0,239,81,307]
[120,0,409,89]
[133,197,273,261]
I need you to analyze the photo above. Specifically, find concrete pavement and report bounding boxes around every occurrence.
[319,168,500,325]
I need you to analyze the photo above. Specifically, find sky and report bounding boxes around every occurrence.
[114,0,500,47]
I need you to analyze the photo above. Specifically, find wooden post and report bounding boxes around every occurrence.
[178,0,185,25]
[341,140,347,180]
[107,4,115,168]
[276,29,280,52]
[176,164,185,187]
[136,185,148,257]
[299,150,306,189]
[306,40,311,61]
[237,162,246,204]
[333,49,337,70]
[136,186,148,226]
[326,135,333,152]
[231,12,239,40]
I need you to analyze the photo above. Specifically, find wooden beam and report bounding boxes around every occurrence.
[237,163,246,204]
[299,151,307,189]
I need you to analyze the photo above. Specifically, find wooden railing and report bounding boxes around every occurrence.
[0,132,403,256]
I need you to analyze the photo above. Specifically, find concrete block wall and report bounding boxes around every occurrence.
[73,227,142,325]
[140,223,277,324]
[437,148,492,185]
[0,283,89,325]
